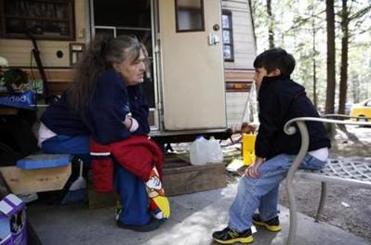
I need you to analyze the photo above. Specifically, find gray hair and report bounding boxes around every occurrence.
[69,34,147,112]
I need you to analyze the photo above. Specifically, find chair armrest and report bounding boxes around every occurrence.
[284,116,371,177]
[283,115,371,245]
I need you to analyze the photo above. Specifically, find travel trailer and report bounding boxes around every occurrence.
[0,0,256,142]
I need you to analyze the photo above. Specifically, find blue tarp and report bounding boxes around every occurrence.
[0,91,36,110]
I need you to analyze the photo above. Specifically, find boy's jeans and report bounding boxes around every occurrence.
[228,153,326,232]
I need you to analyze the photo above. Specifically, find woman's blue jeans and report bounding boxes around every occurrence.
[42,135,150,225]
[228,153,326,232]
[41,135,90,163]
[115,164,151,226]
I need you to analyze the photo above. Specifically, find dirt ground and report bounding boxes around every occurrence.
[278,125,371,242]
[279,178,371,241]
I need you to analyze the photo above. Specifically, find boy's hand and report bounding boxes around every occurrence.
[244,157,265,178]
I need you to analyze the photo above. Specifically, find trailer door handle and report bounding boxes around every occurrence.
[208,33,220,46]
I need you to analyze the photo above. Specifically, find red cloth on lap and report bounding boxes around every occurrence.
[90,135,164,192]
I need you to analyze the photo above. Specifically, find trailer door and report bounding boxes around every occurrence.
[158,0,226,130]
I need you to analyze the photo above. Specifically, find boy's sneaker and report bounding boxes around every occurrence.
[212,227,254,244]
[252,214,281,232]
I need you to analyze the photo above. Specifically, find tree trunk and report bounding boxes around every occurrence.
[312,15,318,108]
[325,0,336,114]
[267,0,274,48]
[352,76,360,102]
[338,0,349,114]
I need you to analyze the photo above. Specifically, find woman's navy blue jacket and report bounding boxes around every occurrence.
[82,70,149,144]
[255,75,331,159]
[40,92,89,136]
[41,69,150,144]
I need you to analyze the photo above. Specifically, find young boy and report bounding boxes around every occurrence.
[212,48,331,244]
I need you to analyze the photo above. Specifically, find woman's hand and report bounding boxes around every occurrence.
[122,113,139,132]
[244,157,265,178]
[123,113,133,129]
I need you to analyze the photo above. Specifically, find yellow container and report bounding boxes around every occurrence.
[242,133,256,166]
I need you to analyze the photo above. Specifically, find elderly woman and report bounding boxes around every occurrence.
[39,35,168,232]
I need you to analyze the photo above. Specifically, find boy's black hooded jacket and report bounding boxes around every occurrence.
[255,75,331,160]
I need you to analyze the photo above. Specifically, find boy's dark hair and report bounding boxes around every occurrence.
[253,48,295,76]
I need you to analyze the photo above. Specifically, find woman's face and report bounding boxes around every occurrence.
[114,49,146,86]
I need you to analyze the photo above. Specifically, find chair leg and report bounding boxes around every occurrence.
[286,179,297,245]
[285,121,310,245]
[315,182,327,222]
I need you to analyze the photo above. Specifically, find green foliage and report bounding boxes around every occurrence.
[0,68,43,94]
[3,68,28,87]
[250,0,371,106]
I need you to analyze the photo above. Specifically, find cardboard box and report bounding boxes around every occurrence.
[0,194,27,245]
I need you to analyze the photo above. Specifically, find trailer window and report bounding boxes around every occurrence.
[175,0,205,32]
[222,10,234,62]
[0,0,75,40]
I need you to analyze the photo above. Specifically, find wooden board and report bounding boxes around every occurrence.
[0,107,18,115]
[162,154,226,196]
[163,162,227,196]
[87,154,227,208]
[87,179,118,209]
[0,165,71,194]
